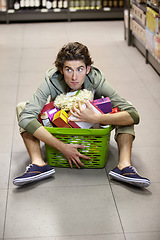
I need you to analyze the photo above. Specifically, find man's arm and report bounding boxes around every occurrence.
[70,101,134,126]
[33,126,90,168]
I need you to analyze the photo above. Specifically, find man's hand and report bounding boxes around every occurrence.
[69,100,98,123]
[60,143,91,169]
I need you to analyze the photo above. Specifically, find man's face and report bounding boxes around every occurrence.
[60,60,90,91]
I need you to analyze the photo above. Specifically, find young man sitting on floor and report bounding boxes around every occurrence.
[13,42,150,188]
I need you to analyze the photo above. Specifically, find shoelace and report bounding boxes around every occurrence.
[128,166,138,174]
[25,164,33,173]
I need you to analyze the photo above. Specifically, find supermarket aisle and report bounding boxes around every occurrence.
[0,21,160,240]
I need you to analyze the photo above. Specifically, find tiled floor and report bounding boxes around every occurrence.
[0,20,160,240]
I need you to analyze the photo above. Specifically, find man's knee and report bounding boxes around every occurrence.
[16,102,26,135]
[114,125,135,142]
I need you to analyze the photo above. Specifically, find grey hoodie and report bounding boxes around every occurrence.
[18,66,140,135]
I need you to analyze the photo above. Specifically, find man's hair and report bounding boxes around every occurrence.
[55,42,93,70]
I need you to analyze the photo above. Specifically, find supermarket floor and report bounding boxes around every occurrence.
[0,20,160,240]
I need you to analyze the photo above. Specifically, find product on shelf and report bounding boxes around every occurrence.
[132,4,146,26]
[132,19,146,45]
[146,27,154,52]
[154,34,160,61]
[0,0,6,11]
[146,7,160,34]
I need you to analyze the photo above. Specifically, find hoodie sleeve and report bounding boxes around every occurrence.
[18,69,56,135]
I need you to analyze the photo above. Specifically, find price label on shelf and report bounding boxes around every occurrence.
[103,7,111,11]
[41,9,48,12]
[53,8,61,12]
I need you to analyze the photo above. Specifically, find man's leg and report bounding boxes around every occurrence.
[13,102,55,186]
[109,126,150,188]
[22,131,46,166]
[116,133,133,170]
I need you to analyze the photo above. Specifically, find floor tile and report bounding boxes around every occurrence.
[111,183,160,233]
[4,185,122,238]
[0,190,7,238]
[9,150,109,189]
[1,20,160,239]
[133,120,160,148]
[125,232,160,240]
[131,147,160,183]
[0,153,11,189]
[3,235,125,240]
[0,125,13,153]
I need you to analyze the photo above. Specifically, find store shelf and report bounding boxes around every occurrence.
[0,11,7,22]
[7,9,69,22]
[132,25,160,75]
[0,7,124,23]
[124,0,160,75]
[69,8,124,21]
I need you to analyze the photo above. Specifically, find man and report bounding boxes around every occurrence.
[13,42,150,188]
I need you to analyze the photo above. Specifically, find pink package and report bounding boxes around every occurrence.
[92,97,112,113]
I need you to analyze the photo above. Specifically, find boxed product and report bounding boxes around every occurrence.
[68,101,103,129]
[52,109,72,128]
[132,19,146,45]
[146,7,160,34]
[46,108,60,122]
[40,101,55,115]
[92,97,112,114]
[110,107,119,114]
[132,4,146,26]
[154,34,160,61]
[146,27,154,53]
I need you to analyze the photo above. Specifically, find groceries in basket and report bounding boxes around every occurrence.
[39,89,116,129]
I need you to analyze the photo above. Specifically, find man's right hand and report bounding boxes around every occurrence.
[60,143,91,169]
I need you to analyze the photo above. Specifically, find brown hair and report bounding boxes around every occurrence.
[55,42,93,70]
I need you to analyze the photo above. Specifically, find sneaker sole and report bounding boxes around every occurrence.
[13,169,55,186]
[109,171,150,188]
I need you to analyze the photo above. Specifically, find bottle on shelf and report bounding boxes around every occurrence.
[14,0,20,10]
[46,0,52,9]
[52,0,57,8]
[63,0,68,8]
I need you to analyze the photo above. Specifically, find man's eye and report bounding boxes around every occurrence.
[78,68,83,72]
[66,69,72,72]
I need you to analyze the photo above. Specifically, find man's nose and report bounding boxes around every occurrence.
[72,71,77,80]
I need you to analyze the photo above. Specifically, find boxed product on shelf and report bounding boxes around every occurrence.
[0,0,6,11]
[146,27,154,53]
[146,7,160,34]
[132,19,146,45]
[154,34,160,61]
[132,4,146,26]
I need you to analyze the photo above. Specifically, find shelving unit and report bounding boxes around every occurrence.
[0,0,124,23]
[124,0,160,75]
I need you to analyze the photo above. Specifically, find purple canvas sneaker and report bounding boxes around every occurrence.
[109,166,150,188]
[13,164,55,186]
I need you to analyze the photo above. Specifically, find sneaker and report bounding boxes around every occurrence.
[13,164,55,186]
[109,166,150,188]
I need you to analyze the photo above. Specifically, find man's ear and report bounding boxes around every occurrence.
[60,68,63,74]
[86,65,91,74]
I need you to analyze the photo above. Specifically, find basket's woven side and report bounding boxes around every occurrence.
[45,127,111,169]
